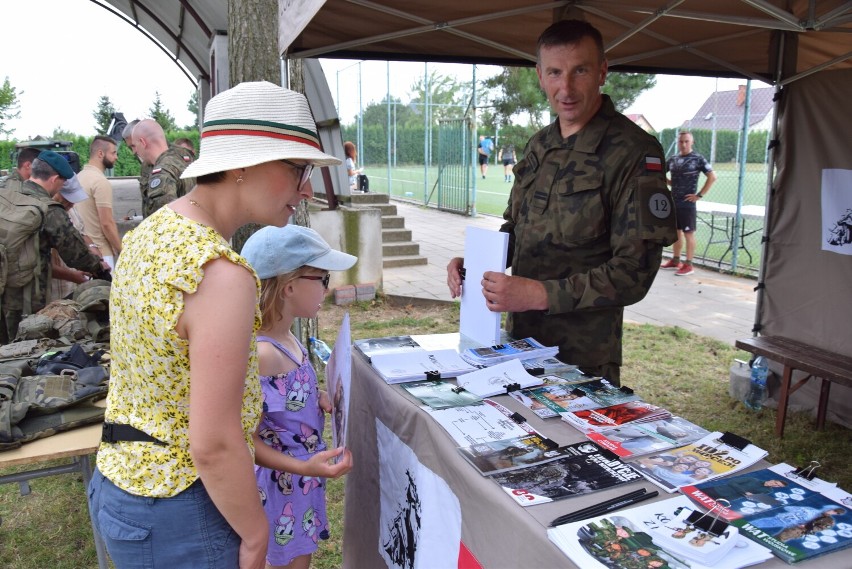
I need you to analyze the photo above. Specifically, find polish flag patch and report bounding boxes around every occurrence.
[645,156,663,171]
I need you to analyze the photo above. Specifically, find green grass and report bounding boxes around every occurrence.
[3,297,848,568]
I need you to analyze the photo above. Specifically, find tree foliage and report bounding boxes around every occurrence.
[603,72,657,112]
[408,71,469,123]
[148,91,177,132]
[185,90,199,130]
[482,67,548,131]
[1,76,22,138]
[92,95,116,135]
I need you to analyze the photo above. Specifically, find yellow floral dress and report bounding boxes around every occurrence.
[97,206,262,497]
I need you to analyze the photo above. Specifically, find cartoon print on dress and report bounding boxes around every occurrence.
[274,502,296,546]
[294,423,320,453]
[286,370,313,411]
[299,475,322,495]
[272,469,294,495]
[259,426,283,452]
[258,487,267,506]
[302,506,326,543]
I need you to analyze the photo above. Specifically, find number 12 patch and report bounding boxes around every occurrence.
[648,192,672,219]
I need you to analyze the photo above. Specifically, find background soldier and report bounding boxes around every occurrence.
[0,147,41,193]
[131,119,195,217]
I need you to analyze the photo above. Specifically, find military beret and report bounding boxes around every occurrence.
[38,151,75,180]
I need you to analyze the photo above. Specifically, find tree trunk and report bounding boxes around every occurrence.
[227,4,318,360]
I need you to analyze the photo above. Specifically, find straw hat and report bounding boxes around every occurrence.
[181,81,340,179]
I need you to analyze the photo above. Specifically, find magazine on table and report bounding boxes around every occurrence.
[512,379,641,419]
[420,399,534,447]
[588,416,711,459]
[369,348,478,384]
[547,494,773,569]
[457,433,571,476]
[625,431,768,493]
[681,463,852,564]
[492,441,644,506]
[460,337,558,366]
[353,335,424,360]
[520,356,580,378]
[399,378,483,409]
[453,358,543,398]
[561,400,671,435]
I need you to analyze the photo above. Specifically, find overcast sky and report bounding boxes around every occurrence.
[3,0,768,141]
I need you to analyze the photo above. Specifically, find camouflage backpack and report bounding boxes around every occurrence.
[0,189,48,311]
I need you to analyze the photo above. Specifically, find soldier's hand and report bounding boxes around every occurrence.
[447,257,465,298]
[481,272,548,313]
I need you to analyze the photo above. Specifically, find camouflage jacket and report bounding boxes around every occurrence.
[13,180,103,311]
[141,145,195,218]
[0,169,25,193]
[500,95,677,370]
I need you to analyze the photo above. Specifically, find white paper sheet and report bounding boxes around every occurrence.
[460,227,509,346]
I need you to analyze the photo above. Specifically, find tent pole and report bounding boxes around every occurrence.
[753,32,786,337]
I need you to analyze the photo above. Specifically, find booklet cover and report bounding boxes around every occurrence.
[588,416,711,459]
[457,433,571,476]
[326,313,351,452]
[682,463,852,564]
[561,400,670,434]
[459,226,509,346]
[625,432,768,493]
[370,348,478,384]
[461,337,558,366]
[400,379,483,409]
[547,495,773,569]
[512,379,642,419]
[492,441,644,506]
[353,335,424,359]
[454,358,544,398]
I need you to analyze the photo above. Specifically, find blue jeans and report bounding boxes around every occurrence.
[87,468,240,568]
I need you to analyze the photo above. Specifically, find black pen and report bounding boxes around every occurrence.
[548,489,646,527]
[550,490,660,526]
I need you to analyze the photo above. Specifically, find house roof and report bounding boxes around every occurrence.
[684,86,775,130]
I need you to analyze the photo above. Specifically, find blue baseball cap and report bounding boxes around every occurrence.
[241,225,357,279]
[37,150,75,180]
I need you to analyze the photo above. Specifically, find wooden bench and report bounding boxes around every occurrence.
[735,336,852,437]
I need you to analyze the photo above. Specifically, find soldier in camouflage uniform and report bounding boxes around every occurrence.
[130,119,195,217]
[0,147,41,193]
[1,152,107,342]
[448,20,676,385]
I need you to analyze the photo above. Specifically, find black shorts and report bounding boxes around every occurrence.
[675,206,697,232]
[478,154,489,166]
[502,158,515,166]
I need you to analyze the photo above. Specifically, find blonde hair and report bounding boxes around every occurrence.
[257,266,314,329]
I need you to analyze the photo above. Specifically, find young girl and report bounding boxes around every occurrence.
[242,224,356,569]
[344,140,360,191]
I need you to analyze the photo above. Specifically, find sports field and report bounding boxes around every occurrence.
[362,161,768,274]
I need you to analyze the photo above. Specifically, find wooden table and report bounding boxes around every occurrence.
[0,421,109,569]
[735,335,852,437]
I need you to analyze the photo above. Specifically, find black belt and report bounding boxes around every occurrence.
[102,422,166,446]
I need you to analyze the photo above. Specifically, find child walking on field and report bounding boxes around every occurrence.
[242,225,356,569]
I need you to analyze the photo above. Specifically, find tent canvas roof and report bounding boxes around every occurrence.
[98,1,852,86]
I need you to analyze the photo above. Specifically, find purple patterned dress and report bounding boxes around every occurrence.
[254,336,329,565]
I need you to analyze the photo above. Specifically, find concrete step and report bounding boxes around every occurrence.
[383,241,420,256]
[383,255,429,268]
[359,203,397,216]
[382,215,406,229]
[348,192,389,205]
[382,228,412,243]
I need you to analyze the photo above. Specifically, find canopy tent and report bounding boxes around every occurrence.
[96,0,852,423]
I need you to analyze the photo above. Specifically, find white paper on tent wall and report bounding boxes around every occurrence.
[821,169,852,256]
[460,227,509,345]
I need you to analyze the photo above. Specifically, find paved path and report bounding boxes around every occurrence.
[383,200,758,347]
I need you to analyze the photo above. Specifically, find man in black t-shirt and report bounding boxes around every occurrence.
[663,131,717,276]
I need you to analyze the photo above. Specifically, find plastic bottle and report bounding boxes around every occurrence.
[309,336,333,365]
[744,356,769,410]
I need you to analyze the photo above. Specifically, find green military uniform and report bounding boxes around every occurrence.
[141,145,196,218]
[0,170,25,193]
[501,96,676,385]
[1,180,104,342]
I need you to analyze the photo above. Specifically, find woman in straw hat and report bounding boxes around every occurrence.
[88,81,341,569]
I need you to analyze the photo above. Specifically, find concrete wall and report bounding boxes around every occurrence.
[310,206,383,292]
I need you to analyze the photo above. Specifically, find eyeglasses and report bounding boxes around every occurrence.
[280,159,314,189]
[299,274,330,289]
